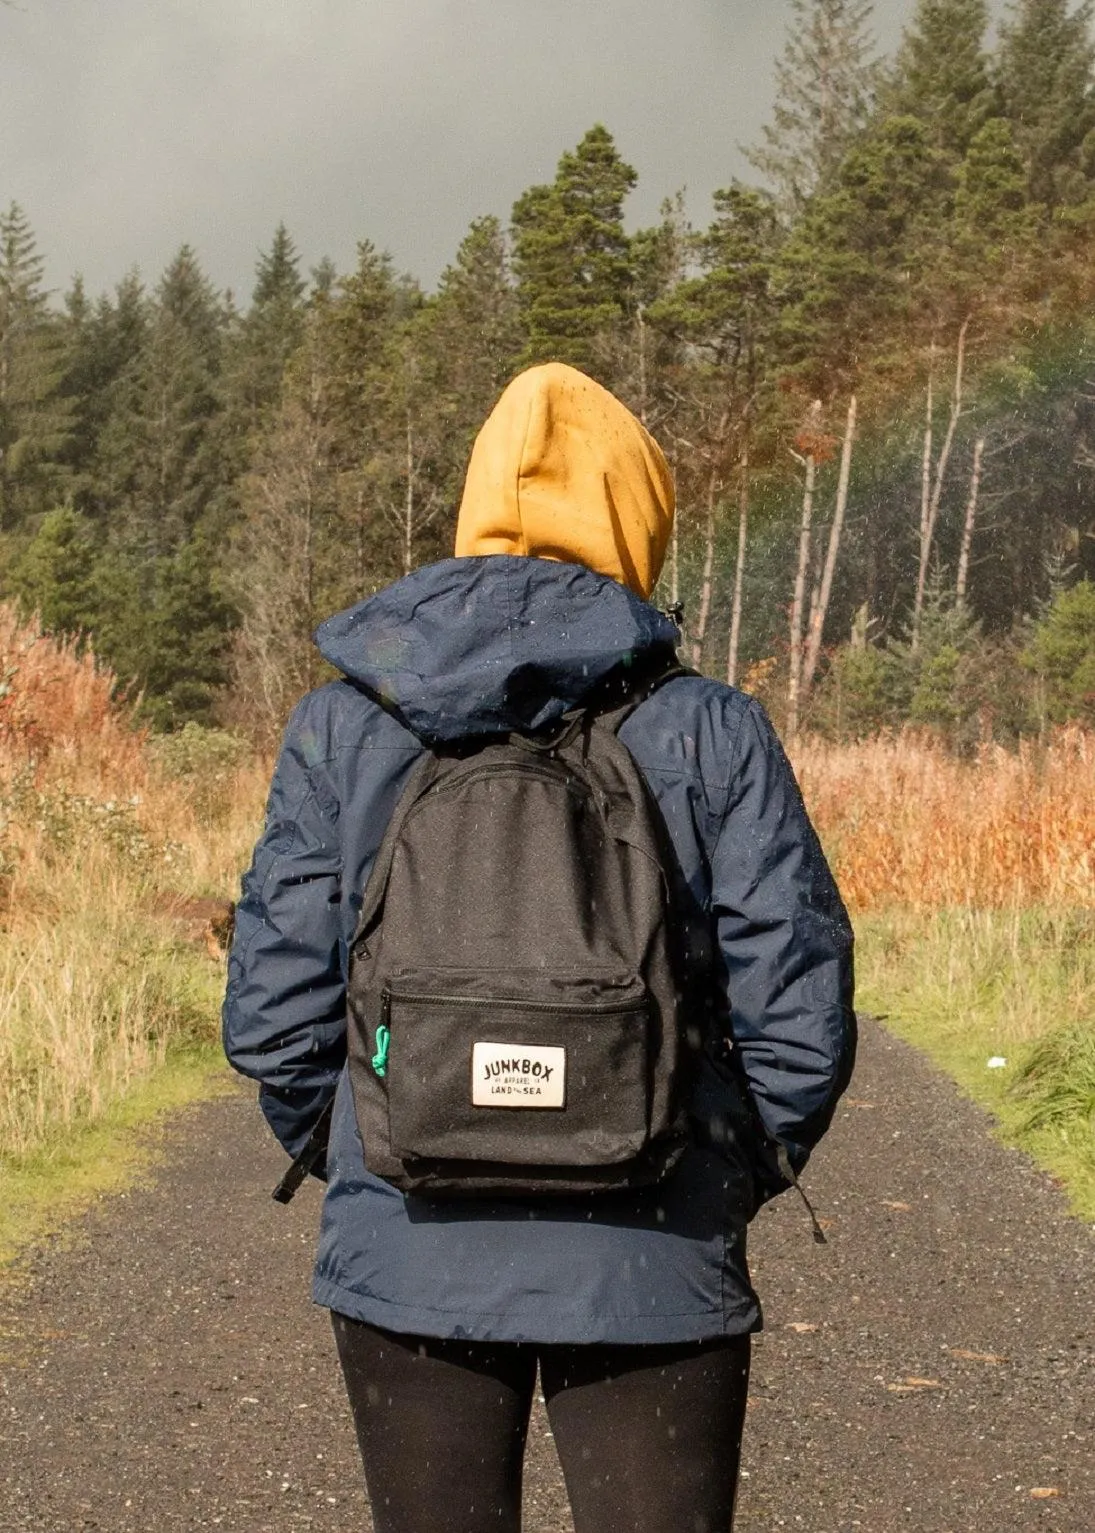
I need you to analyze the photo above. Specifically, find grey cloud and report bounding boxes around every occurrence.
[2,0,999,302]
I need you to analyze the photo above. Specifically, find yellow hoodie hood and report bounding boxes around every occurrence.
[454,363,674,599]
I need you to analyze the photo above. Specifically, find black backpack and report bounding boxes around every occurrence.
[344,663,702,1198]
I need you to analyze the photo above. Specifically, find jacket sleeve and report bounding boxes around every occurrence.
[222,702,346,1163]
[710,697,856,1173]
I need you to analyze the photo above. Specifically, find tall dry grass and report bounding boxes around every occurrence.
[0,608,267,1158]
[795,727,1095,1213]
[794,728,1095,912]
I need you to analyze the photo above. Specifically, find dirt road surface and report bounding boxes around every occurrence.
[2,1020,1092,1532]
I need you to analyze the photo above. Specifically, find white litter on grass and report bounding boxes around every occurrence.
[987,1057,1008,1069]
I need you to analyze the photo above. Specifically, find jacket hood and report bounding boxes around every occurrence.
[314,556,680,743]
[454,363,674,600]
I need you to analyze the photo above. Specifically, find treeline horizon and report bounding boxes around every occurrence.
[2,0,1094,744]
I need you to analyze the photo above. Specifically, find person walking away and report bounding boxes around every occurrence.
[223,361,856,1532]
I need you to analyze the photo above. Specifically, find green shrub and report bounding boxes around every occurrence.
[148,721,248,778]
[1024,579,1095,725]
[147,722,252,827]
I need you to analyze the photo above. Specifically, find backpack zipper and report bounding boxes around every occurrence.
[411,759,593,808]
[372,990,392,1077]
[370,986,642,1079]
[385,988,643,1015]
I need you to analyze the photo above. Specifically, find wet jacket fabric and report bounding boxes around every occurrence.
[223,555,856,1344]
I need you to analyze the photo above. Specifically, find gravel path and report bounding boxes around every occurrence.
[1,1020,1092,1532]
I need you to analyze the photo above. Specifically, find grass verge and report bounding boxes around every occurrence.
[855,907,1095,1221]
[0,613,267,1261]
[0,1042,239,1269]
[0,1043,239,1273]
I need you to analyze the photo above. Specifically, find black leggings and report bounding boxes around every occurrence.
[331,1312,750,1533]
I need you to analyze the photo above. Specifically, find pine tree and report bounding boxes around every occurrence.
[951,117,1036,296]
[97,246,227,562]
[625,192,693,430]
[888,571,984,735]
[431,216,520,408]
[322,240,410,583]
[775,115,942,395]
[324,241,403,447]
[310,257,338,300]
[745,0,880,212]
[652,186,782,670]
[511,125,636,379]
[58,276,94,485]
[0,203,73,528]
[885,0,997,159]
[11,505,100,637]
[79,248,236,722]
[67,272,148,524]
[225,223,307,447]
[1023,578,1095,722]
[285,239,450,589]
[254,223,306,310]
[230,308,342,737]
[59,270,149,513]
[417,215,522,502]
[139,533,236,728]
[996,0,1095,206]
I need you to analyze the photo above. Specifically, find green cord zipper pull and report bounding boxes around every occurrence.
[371,1024,390,1079]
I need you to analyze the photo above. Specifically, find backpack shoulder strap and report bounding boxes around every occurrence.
[353,748,442,945]
[596,659,699,737]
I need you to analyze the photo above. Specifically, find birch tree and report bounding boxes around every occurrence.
[913,315,970,648]
[955,435,985,608]
[803,393,858,696]
[787,401,827,740]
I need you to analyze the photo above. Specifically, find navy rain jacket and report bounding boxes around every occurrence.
[223,556,856,1344]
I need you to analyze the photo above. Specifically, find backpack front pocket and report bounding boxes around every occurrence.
[381,969,652,1168]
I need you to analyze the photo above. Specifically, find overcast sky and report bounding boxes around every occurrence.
[3,0,1004,303]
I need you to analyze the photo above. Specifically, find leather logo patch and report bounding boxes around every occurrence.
[471,1042,566,1108]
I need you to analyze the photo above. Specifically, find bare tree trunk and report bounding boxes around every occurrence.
[636,304,648,426]
[803,395,857,700]
[403,410,414,575]
[726,438,749,687]
[914,316,970,648]
[918,341,935,607]
[787,433,819,743]
[690,466,719,668]
[955,436,984,610]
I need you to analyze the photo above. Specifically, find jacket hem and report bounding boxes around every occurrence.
[313,1275,761,1345]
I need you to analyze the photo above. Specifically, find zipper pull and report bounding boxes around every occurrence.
[372,990,391,1079]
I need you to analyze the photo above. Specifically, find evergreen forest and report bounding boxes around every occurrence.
[4,0,1095,745]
